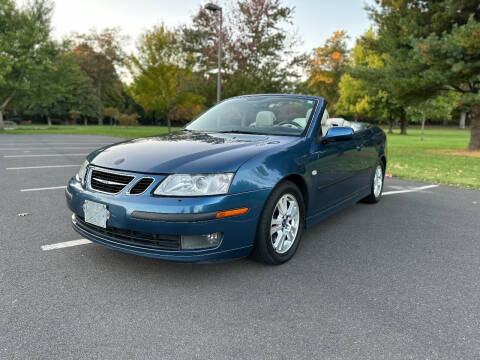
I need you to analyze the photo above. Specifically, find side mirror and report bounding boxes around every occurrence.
[323,126,354,142]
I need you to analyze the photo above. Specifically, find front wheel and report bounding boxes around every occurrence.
[251,181,305,265]
[362,162,384,203]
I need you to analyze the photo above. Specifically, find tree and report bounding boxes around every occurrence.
[336,31,383,120]
[103,107,121,125]
[306,31,349,114]
[68,70,101,125]
[182,0,301,105]
[368,0,480,147]
[69,109,82,124]
[407,92,461,140]
[127,25,205,132]
[0,0,54,130]
[26,47,99,126]
[72,28,126,125]
[228,0,301,95]
[336,29,402,133]
[336,74,383,119]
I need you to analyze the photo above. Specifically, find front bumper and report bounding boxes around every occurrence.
[66,176,271,262]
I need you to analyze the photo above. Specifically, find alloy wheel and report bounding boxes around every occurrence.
[373,165,383,198]
[270,193,300,254]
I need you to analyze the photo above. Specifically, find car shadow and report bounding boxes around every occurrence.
[79,199,391,286]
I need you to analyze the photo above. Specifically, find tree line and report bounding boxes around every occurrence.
[1,0,479,149]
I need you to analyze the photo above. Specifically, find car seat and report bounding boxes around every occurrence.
[255,111,276,127]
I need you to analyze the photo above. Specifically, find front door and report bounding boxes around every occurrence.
[307,136,362,216]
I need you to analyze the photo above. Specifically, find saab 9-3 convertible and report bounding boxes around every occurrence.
[66,94,387,264]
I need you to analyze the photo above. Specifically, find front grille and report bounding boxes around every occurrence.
[90,169,134,194]
[75,216,181,250]
[129,177,154,195]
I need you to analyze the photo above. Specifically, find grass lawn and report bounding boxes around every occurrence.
[1,125,479,189]
[0,125,180,139]
[385,127,479,190]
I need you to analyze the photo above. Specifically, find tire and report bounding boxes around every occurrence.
[362,161,384,204]
[251,181,305,265]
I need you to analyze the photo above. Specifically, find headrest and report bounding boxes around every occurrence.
[256,111,276,127]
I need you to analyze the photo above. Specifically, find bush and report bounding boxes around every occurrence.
[168,103,205,124]
[117,113,139,126]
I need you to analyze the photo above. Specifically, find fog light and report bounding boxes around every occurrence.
[181,232,222,250]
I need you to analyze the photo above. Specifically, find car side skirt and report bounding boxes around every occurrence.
[305,185,370,228]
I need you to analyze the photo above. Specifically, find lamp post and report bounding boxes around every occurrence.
[205,3,222,103]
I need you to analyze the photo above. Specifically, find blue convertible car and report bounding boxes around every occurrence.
[66,94,387,264]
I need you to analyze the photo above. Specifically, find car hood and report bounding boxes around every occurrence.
[88,131,296,174]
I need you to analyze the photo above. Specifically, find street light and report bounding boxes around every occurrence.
[205,3,222,103]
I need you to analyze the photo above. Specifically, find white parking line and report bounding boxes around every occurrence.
[41,239,92,251]
[4,153,86,158]
[7,164,79,170]
[383,184,439,196]
[0,146,100,151]
[0,142,109,145]
[21,186,67,192]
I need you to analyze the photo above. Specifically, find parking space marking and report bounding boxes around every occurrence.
[7,165,79,170]
[383,184,439,196]
[21,186,67,192]
[4,153,86,158]
[41,239,92,251]
[0,142,109,146]
[0,146,101,151]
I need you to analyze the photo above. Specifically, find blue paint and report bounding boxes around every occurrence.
[67,94,386,262]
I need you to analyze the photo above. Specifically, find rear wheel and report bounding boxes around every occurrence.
[251,181,305,265]
[362,162,384,203]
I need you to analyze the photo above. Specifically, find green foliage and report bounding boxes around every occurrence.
[69,109,81,121]
[182,0,300,105]
[26,47,101,125]
[116,113,139,127]
[336,74,375,118]
[0,0,55,129]
[336,29,403,129]
[406,92,461,123]
[103,107,121,121]
[67,69,101,121]
[368,0,480,145]
[306,30,349,114]
[72,28,127,124]
[3,0,480,144]
[127,24,205,129]
[103,106,139,126]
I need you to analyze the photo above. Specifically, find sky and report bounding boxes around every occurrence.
[43,0,373,54]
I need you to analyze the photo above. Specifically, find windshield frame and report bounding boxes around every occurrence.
[182,95,319,137]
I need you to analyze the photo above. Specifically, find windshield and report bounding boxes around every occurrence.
[185,96,317,136]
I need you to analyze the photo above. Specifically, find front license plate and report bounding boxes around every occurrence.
[83,200,109,229]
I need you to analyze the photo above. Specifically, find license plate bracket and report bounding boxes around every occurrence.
[83,200,109,228]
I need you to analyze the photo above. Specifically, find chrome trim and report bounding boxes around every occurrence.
[94,178,129,186]
[88,166,136,195]
[126,177,155,196]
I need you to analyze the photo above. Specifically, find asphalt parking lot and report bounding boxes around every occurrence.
[1,134,479,359]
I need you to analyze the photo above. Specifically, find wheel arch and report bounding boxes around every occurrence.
[277,173,309,213]
[380,155,387,172]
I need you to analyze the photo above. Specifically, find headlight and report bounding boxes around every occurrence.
[154,173,234,196]
[76,160,89,184]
